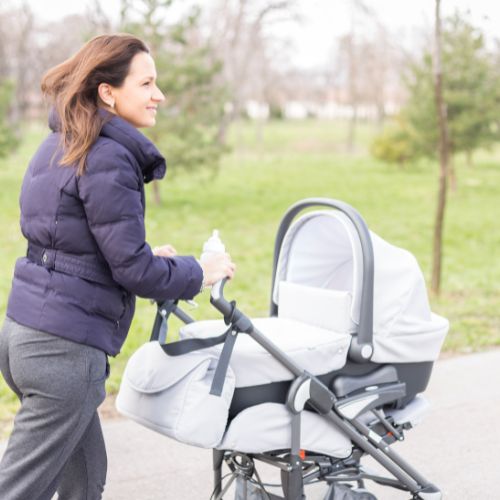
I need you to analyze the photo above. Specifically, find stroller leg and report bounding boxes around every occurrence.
[280,405,305,499]
[213,449,225,498]
[280,455,304,500]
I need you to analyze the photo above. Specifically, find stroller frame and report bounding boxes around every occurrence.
[160,198,442,500]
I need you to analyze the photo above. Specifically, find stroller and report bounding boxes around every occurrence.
[116,198,449,499]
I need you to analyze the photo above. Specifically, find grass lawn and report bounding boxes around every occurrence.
[1,118,499,436]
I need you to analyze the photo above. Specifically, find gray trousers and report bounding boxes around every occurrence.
[0,316,109,500]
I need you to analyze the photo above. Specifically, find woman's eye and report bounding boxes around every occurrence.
[143,81,151,86]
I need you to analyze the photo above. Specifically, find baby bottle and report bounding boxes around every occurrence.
[200,230,226,288]
[201,230,225,261]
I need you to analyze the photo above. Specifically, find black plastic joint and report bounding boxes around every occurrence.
[225,307,253,333]
[309,378,337,414]
[419,484,441,493]
[348,336,374,363]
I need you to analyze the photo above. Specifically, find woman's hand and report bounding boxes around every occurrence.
[152,244,177,258]
[200,252,236,286]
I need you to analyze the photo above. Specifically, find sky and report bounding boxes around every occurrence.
[22,0,500,69]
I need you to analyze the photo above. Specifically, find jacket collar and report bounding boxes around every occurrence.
[48,107,167,183]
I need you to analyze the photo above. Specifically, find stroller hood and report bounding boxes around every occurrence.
[273,211,448,362]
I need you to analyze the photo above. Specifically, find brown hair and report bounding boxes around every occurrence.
[41,34,149,175]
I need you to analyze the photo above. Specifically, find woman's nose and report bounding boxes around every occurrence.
[153,85,165,103]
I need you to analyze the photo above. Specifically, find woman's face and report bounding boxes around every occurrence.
[108,51,165,128]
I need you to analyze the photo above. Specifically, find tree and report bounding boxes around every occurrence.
[370,118,416,167]
[0,4,26,155]
[1,3,97,125]
[206,0,298,145]
[431,0,450,296]
[120,0,228,204]
[0,79,19,158]
[328,1,401,151]
[386,12,500,187]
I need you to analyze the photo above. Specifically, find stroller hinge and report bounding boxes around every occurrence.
[223,300,253,334]
[287,373,336,415]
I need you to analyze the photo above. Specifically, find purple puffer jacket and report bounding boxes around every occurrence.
[6,111,203,356]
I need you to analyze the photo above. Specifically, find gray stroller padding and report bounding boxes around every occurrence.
[116,341,235,448]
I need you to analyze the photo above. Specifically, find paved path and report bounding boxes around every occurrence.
[2,350,500,499]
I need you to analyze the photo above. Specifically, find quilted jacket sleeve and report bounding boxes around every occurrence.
[77,142,203,301]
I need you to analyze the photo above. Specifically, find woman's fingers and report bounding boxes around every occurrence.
[222,254,236,279]
[201,253,236,285]
[225,260,236,279]
[152,244,177,257]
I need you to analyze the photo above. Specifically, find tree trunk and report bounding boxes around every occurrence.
[431,0,450,296]
[376,101,386,130]
[152,181,161,206]
[217,97,245,146]
[255,117,264,149]
[347,105,358,153]
[346,8,358,153]
[448,155,457,193]
[148,128,162,206]
[466,149,473,168]
[216,108,235,146]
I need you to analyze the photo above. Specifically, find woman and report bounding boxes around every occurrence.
[0,34,235,499]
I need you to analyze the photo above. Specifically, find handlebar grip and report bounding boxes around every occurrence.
[210,278,233,316]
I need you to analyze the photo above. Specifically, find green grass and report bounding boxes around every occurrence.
[1,118,499,433]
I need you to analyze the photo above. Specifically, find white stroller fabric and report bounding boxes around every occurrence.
[272,211,449,363]
[117,208,448,455]
[278,281,355,333]
[218,395,430,458]
[180,317,351,387]
[217,403,352,458]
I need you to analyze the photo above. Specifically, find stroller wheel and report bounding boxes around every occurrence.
[324,483,377,500]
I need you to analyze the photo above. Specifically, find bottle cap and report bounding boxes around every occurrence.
[202,229,225,254]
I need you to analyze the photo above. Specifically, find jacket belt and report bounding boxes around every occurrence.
[27,243,116,287]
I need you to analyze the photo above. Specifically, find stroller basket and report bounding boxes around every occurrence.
[117,198,448,500]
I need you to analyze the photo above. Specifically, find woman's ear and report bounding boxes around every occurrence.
[97,83,115,109]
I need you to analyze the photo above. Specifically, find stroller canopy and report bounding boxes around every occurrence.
[273,211,448,362]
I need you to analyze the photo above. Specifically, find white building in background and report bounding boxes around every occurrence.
[315,103,378,120]
[282,101,309,119]
[245,100,270,120]
[241,99,401,121]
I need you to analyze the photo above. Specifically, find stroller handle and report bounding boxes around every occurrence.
[210,278,233,317]
[270,198,374,363]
